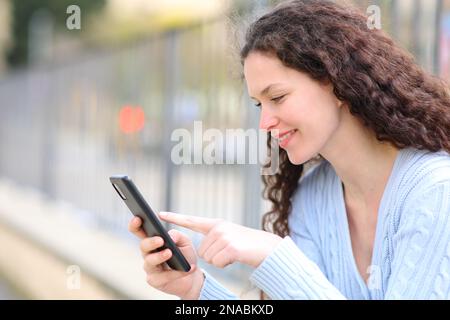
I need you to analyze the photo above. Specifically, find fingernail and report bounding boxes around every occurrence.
[159,212,168,217]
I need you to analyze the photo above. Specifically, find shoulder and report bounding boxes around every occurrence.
[393,148,450,226]
[395,147,450,199]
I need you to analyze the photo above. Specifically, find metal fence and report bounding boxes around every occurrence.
[0,17,267,280]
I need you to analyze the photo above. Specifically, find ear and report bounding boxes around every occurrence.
[329,84,344,109]
[334,97,344,109]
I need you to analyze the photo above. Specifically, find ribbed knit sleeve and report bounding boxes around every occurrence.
[385,181,450,299]
[249,236,347,299]
[198,269,239,300]
[197,236,347,300]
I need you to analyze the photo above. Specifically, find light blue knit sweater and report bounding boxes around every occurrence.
[199,147,450,299]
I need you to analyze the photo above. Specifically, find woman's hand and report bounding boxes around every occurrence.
[128,217,205,299]
[158,212,283,269]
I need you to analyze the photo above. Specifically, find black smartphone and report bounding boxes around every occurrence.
[109,175,191,272]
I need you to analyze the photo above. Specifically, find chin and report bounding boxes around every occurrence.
[286,148,317,165]
[286,151,306,165]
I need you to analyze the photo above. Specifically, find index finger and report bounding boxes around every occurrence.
[159,212,219,234]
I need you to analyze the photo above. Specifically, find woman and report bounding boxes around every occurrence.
[129,0,450,299]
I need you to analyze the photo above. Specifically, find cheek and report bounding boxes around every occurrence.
[283,92,340,136]
[288,102,340,163]
[285,113,337,165]
[284,101,308,129]
[305,98,340,134]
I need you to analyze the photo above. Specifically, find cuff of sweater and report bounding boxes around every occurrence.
[198,269,238,300]
[249,236,345,300]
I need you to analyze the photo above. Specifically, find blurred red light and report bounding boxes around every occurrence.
[119,105,145,134]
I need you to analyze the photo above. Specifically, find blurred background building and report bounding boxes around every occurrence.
[0,0,449,299]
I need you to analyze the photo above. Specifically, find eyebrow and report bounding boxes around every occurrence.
[250,83,284,100]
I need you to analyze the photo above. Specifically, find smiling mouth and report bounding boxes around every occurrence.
[276,129,298,142]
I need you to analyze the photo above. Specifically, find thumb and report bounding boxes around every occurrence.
[168,229,193,248]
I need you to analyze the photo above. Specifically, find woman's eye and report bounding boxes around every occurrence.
[271,95,285,103]
[253,95,285,108]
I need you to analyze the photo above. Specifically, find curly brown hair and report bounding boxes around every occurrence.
[239,0,450,238]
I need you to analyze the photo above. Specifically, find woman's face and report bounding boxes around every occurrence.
[244,51,344,165]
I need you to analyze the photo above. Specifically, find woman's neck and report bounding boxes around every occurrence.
[320,108,400,211]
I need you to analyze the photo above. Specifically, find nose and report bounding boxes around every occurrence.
[259,106,278,131]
